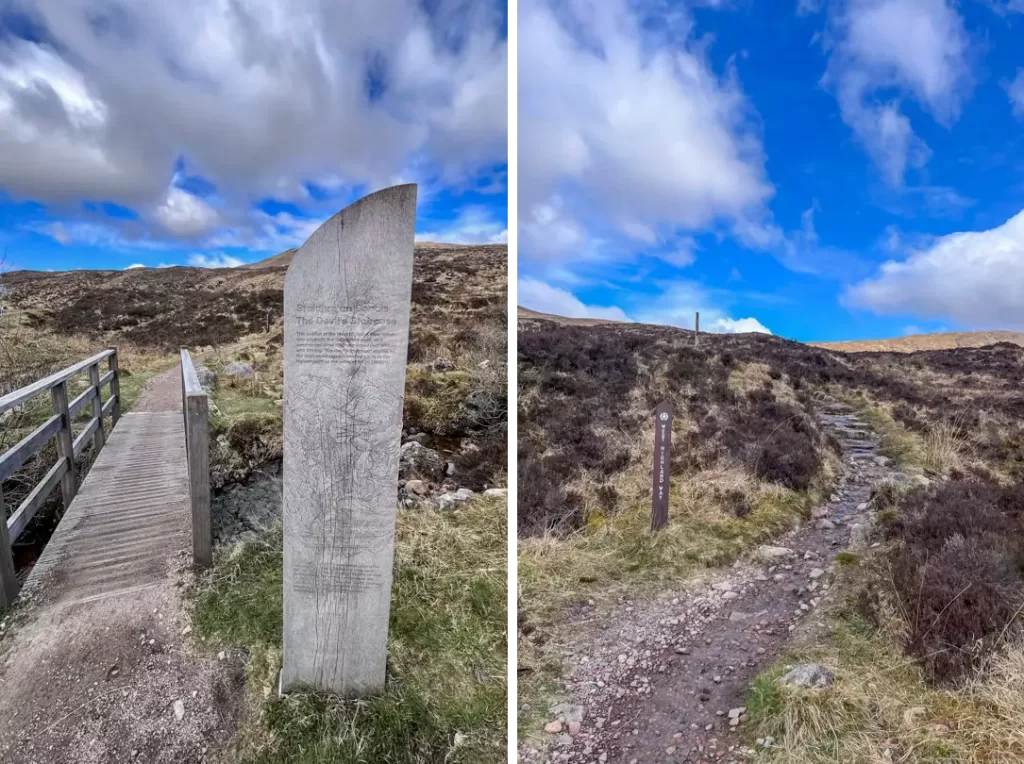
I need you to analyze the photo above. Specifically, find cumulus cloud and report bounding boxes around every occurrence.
[847,209,1024,328]
[518,0,774,263]
[188,253,245,269]
[632,281,772,334]
[124,263,145,270]
[519,277,771,334]
[151,188,221,238]
[415,206,507,245]
[518,278,630,321]
[822,0,972,186]
[1005,69,1024,119]
[0,0,506,240]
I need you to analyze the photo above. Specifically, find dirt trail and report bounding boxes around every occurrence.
[522,398,903,764]
[0,366,244,764]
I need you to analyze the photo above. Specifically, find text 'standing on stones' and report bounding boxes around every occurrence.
[295,303,401,366]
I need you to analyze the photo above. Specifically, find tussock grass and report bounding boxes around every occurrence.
[748,614,1024,763]
[921,418,971,476]
[858,404,927,471]
[189,496,507,764]
[836,393,971,478]
[519,472,820,619]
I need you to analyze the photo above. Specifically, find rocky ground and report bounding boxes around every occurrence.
[212,435,506,548]
[520,398,924,764]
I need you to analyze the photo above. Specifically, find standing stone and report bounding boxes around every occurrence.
[281,184,417,696]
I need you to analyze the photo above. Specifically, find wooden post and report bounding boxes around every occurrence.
[108,350,121,425]
[50,381,77,510]
[695,311,700,348]
[185,392,211,568]
[0,485,18,607]
[651,401,674,531]
[88,362,105,453]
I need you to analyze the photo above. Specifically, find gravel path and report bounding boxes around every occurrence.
[133,365,183,412]
[0,366,245,764]
[521,398,903,764]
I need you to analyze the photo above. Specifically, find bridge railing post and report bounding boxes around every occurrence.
[180,349,211,569]
[108,350,121,425]
[50,381,77,510]
[88,362,105,453]
[0,485,18,607]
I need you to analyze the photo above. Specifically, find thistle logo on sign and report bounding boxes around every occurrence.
[651,400,673,531]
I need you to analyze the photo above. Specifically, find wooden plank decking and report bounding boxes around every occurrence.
[23,410,191,606]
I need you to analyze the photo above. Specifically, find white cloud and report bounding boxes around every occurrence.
[847,209,1024,328]
[1005,69,1024,119]
[188,253,245,269]
[124,263,145,269]
[632,281,773,334]
[518,278,631,321]
[46,221,71,245]
[519,277,772,334]
[0,0,506,233]
[151,188,221,238]
[822,0,972,186]
[519,0,774,262]
[415,206,507,245]
[987,0,1024,15]
[711,316,772,333]
[798,0,825,14]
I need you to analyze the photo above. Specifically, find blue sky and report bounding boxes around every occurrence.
[0,1,507,273]
[518,0,1024,342]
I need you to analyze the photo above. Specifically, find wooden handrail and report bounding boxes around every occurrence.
[0,349,115,416]
[180,349,211,568]
[0,348,121,606]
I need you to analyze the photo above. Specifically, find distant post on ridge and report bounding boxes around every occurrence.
[281,184,417,698]
[651,400,673,531]
[694,311,700,348]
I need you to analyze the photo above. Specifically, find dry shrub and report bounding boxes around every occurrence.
[884,478,1024,684]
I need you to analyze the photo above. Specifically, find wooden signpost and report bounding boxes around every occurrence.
[651,400,673,531]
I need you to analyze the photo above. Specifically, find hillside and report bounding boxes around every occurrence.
[812,329,1024,353]
[4,244,506,351]
[516,305,624,327]
[518,314,1024,762]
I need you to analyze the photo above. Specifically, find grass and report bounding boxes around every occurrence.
[746,613,1024,763]
[189,496,507,764]
[746,536,1024,764]
[832,390,970,478]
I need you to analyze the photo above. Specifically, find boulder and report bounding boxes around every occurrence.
[438,488,475,510]
[404,479,428,496]
[753,545,795,563]
[780,663,834,689]
[399,442,445,482]
[223,361,254,379]
[195,365,217,391]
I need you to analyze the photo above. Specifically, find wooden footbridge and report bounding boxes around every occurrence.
[0,349,212,607]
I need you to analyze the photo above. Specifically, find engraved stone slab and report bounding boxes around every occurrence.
[651,400,673,531]
[281,184,417,696]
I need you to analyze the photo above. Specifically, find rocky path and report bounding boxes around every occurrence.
[522,398,903,764]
